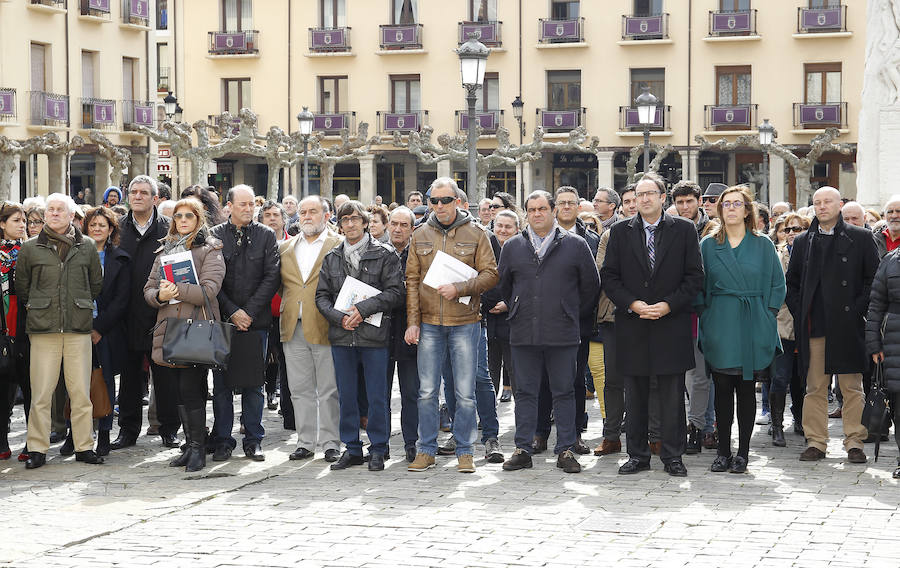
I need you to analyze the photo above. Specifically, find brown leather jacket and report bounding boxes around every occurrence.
[406,209,498,327]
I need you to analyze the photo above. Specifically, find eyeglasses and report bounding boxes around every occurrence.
[593,199,611,205]
[584,223,598,230]
[720,201,745,209]
[702,196,718,203]
[489,203,504,210]
[429,196,456,205]
[27,219,44,226]
[635,190,660,199]
[339,215,364,226]
[784,226,804,233]
[557,200,578,208]
[173,212,196,220]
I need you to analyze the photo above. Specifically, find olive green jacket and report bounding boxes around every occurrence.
[15,227,103,334]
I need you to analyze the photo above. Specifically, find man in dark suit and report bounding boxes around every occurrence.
[600,173,704,477]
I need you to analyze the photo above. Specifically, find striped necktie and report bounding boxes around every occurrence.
[646,225,656,271]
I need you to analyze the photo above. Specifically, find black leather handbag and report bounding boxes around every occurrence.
[161,289,234,370]
[862,362,891,461]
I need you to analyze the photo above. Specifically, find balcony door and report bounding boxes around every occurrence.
[475,73,499,112]
[469,0,497,21]
[224,78,250,113]
[222,0,252,32]
[122,57,137,102]
[551,0,579,19]
[720,0,749,10]
[391,75,420,113]
[634,0,662,16]
[393,0,417,24]
[82,51,96,98]
[321,0,346,28]
[630,68,665,104]
[319,76,348,113]
[548,70,581,111]
[716,66,751,106]
[31,43,47,92]
[805,63,841,104]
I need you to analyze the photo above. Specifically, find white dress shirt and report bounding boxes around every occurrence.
[295,230,328,282]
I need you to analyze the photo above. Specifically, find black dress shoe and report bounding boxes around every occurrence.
[499,389,512,403]
[75,450,104,465]
[368,453,385,471]
[405,447,417,463]
[289,447,314,460]
[160,433,179,448]
[110,434,137,450]
[243,442,265,462]
[330,451,364,470]
[710,454,732,472]
[324,448,340,462]
[728,455,748,474]
[49,431,65,444]
[212,445,232,462]
[364,450,390,461]
[25,452,46,469]
[618,458,651,475]
[59,431,74,456]
[664,460,688,477]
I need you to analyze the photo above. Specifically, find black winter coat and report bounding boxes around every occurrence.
[600,213,704,376]
[390,244,417,360]
[93,244,131,375]
[785,215,879,375]
[865,249,900,392]
[572,217,601,336]
[117,209,170,351]
[497,228,600,347]
[481,234,510,342]
[316,236,404,348]
[210,221,281,330]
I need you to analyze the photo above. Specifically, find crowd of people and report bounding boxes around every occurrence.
[1,173,899,480]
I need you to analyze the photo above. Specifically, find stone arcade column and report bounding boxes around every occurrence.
[682,148,700,183]
[359,154,375,205]
[47,154,65,194]
[596,151,614,189]
[95,156,112,193]
[437,159,451,180]
[768,154,786,205]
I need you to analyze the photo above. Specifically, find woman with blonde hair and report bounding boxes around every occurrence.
[695,186,785,474]
[144,198,226,472]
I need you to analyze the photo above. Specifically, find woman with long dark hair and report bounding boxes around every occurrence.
[180,185,225,227]
[83,207,131,456]
[144,198,225,472]
[0,202,28,461]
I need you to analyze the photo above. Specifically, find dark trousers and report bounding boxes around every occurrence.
[624,373,686,464]
[600,322,625,440]
[511,344,578,455]
[264,320,283,397]
[155,365,208,413]
[1,358,31,449]
[487,337,514,392]
[536,339,589,439]
[280,366,295,430]
[390,358,419,449]
[712,372,756,460]
[118,349,180,438]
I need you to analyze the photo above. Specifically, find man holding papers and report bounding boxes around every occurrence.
[404,178,499,474]
[315,200,403,471]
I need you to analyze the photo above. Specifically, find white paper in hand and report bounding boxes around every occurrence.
[335,276,384,327]
[422,250,478,305]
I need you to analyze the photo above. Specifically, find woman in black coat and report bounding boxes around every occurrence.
[84,207,132,456]
[865,247,900,479]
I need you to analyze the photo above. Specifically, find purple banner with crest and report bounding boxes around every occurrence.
[313,114,346,130]
[460,23,496,43]
[541,110,579,129]
[460,112,497,131]
[130,0,148,18]
[310,29,347,49]
[711,11,751,33]
[384,113,418,131]
[625,16,663,36]
[381,25,418,47]
[45,97,68,121]
[92,102,115,124]
[133,104,154,126]
[89,0,110,12]
[541,19,579,40]
[800,104,840,124]
[624,108,663,128]
[802,8,842,29]
[214,33,246,51]
[0,92,14,116]
[710,106,750,126]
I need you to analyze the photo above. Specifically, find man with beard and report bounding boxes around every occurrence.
[278,196,343,461]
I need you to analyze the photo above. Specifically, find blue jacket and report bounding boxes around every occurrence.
[497,227,600,347]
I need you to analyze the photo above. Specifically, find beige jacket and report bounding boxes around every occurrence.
[406,210,498,327]
[277,230,342,344]
[595,228,616,325]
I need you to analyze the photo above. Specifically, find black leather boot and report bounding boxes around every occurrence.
[59,429,74,456]
[770,391,786,447]
[169,405,191,467]
[185,408,207,472]
[96,430,111,457]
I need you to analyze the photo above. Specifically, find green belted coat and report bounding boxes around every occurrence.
[695,232,785,380]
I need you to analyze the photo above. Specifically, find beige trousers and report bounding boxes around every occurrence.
[27,333,94,454]
[802,337,867,452]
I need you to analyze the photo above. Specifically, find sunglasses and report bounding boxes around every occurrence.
[173,212,196,220]
[429,196,456,205]
[584,223,598,230]
[489,203,504,209]
[784,226,804,233]
[702,196,718,203]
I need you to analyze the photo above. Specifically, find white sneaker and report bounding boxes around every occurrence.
[755,410,771,425]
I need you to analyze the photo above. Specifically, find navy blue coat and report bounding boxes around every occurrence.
[93,244,131,375]
[496,228,600,347]
[118,209,169,350]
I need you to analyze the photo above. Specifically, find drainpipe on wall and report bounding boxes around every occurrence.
[287,0,292,197]
[64,3,71,193]
[686,0,692,179]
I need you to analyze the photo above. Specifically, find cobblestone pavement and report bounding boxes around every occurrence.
[2,384,899,568]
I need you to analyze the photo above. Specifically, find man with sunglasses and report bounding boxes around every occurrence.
[701,183,727,220]
[405,178,498,473]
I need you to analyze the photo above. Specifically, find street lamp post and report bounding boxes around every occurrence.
[758,118,776,205]
[297,106,314,198]
[511,95,525,206]
[457,33,490,207]
[635,86,659,179]
[163,92,182,190]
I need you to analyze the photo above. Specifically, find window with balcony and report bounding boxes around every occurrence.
[310,0,349,52]
[211,0,258,55]
[797,63,844,127]
[624,0,667,40]
[458,73,501,133]
[382,0,422,49]
[634,0,662,16]
[548,70,580,111]
[157,0,168,29]
[157,43,170,92]
[316,76,353,133]
[222,0,251,31]
[710,0,755,36]
[321,0,346,27]
[80,0,111,19]
[708,66,754,129]
[462,0,500,46]
[469,0,496,21]
[798,0,846,33]
[630,68,665,105]
[392,0,417,24]
[123,57,137,102]
[391,76,420,113]
[224,78,250,113]
[551,0,579,19]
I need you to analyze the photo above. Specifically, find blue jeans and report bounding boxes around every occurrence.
[442,325,499,443]
[332,346,390,456]
[390,358,419,449]
[212,330,267,449]
[417,322,479,457]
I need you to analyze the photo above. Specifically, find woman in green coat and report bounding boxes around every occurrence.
[696,186,785,474]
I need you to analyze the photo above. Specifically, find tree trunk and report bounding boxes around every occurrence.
[0,153,15,201]
[320,162,335,199]
[266,160,281,200]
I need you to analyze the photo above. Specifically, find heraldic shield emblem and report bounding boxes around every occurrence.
[556,24,564,36]
[724,110,734,123]
[554,114,564,127]
[396,116,406,129]
[225,36,234,48]
[727,16,736,30]
[324,117,333,129]
[324,33,333,45]
[817,12,827,26]
[639,20,648,33]
[396,30,404,42]
[815,108,824,121]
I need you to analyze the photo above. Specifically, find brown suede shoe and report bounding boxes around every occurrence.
[799,446,826,461]
[649,441,662,455]
[847,448,867,463]
[593,438,622,456]
[531,436,548,454]
[702,432,718,449]
[828,407,842,419]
